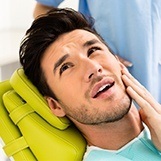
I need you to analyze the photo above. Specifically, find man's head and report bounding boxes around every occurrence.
[20,8,104,99]
[20,8,131,126]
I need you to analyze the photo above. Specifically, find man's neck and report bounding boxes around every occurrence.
[74,105,143,150]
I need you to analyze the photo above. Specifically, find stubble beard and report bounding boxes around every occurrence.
[58,93,132,126]
[100,94,132,125]
[57,74,132,125]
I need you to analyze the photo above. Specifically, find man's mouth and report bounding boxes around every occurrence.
[91,79,115,99]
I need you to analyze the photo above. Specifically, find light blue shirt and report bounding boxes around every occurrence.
[83,129,161,161]
[35,0,161,103]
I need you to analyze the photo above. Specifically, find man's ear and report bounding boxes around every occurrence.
[45,96,66,117]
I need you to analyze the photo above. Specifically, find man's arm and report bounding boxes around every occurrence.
[33,3,55,18]
[122,67,161,151]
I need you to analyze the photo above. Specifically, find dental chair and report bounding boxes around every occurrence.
[0,68,86,161]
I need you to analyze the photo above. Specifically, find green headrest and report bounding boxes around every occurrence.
[10,68,70,130]
[0,80,86,160]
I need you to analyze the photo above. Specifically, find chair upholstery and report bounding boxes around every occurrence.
[0,68,86,161]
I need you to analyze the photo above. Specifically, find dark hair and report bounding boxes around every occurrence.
[19,8,106,99]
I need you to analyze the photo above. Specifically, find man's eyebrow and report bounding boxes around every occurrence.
[53,39,99,74]
[53,54,69,74]
[83,39,100,47]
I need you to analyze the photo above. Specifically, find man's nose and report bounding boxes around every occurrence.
[83,59,103,83]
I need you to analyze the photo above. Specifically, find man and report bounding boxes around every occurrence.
[33,0,161,104]
[20,8,161,160]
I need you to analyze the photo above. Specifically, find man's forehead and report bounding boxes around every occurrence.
[43,29,102,62]
[56,29,100,45]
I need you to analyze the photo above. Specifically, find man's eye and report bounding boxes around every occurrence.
[60,63,73,75]
[88,47,101,57]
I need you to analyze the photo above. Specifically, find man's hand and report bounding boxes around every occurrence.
[121,68,161,151]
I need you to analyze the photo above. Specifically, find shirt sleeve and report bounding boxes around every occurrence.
[35,0,64,7]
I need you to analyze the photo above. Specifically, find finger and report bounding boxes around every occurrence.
[122,73,152,100]
[122,68,143,88]
[116,55,133,67]
[122,72,161,113]
[126,86,157,117]
[122,73,155,104]
[122,68,154,100]
[122,60,133,67]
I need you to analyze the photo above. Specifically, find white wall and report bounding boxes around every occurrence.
[0,0,36,81]
[0,0,35,30]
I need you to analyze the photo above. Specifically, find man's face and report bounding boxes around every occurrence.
[41,29,131,125]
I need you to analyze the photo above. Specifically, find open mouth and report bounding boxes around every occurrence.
[92,82,115,98]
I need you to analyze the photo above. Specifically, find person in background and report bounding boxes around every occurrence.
[20,8,161,160]
[33,0,161,104]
